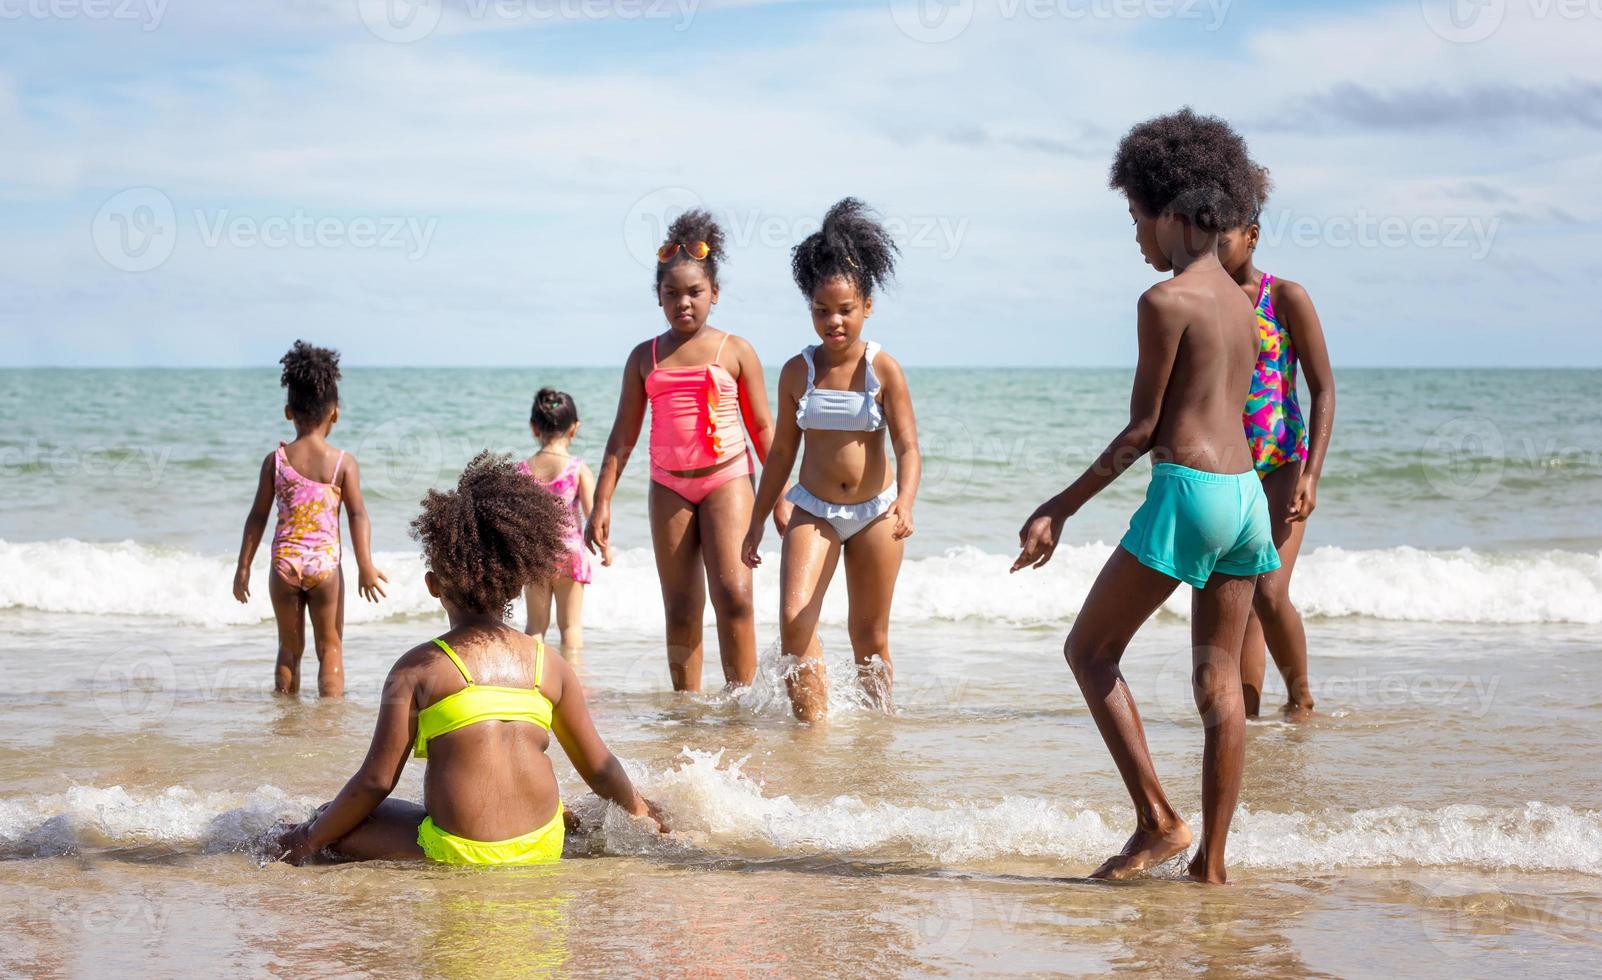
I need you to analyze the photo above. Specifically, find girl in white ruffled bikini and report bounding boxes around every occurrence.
[742,198,922,721]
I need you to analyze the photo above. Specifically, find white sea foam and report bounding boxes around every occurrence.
[4,757,1600,875]
[1,539,1599,628]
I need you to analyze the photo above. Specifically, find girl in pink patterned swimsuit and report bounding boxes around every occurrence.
[233,341,388,697]
[1217,165,1336,720]
[519,388,608,662]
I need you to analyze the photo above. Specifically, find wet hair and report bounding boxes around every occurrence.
[654,208,727,291]
[530,387,578,437]
[790,198,899,301]
[1108,108,1257,234]
[279,340,341,423]
[409,451,572,616]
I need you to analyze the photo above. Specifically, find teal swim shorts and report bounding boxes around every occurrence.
[1119,463,1282,589]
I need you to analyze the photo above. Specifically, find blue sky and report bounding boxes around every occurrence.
[1,0,1598,367]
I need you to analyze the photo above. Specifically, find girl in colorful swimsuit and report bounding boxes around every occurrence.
[1217,165,1335,721]
[743,199,921,721]
[273,452,666,866]
[1013,110,1278,884]
[233,341,387,697]
[519,387,608,664]
[586,210,785,692]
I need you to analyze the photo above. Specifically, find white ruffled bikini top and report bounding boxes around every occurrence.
[796,341,886,432]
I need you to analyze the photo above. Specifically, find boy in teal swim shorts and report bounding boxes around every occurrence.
[1013,109,1277,885]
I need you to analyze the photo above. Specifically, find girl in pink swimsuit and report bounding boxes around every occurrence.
[587,209,786,692]
[517,387,607,663]
[233,341,388,697]
[1217,164,1336,720]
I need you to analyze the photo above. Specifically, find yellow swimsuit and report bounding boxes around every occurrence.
[413,637,564,866]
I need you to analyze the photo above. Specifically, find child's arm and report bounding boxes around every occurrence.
[340,455,389,602]
[1276,280,1335,523]
[587,343,650,558]
[548,654,668,831]
[732,337,793,532]
[233,453,275,603]
[742,357,806,567]
[1013,288,1182,571]
[732,335,776,465]
[576,462,611,567]
[277,657,419,864]
[875,352,921,541]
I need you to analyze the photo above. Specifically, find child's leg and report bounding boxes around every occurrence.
[267,571,307,695]
[324,798,428,862]
[524,578,554,638]
[779,510,842,722]
[305,569,345,698]
[697,477,759,688]
[1239,613,1266,717]
[841,514,904,712]
[552,576,584,663]
[1254,461,1314,718]
[1187,572,1256,884]
[1065,547,1187,880]
[649,483,707,692]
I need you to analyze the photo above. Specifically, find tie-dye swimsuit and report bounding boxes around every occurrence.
[1243,273,1309,476]
[271,443,345,591]
[517,456,593,584]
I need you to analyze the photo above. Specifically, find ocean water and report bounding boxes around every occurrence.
[2,367,1601,976]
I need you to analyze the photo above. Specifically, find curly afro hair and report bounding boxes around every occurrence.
[409,451,572,616]
[280,340,341,423]
[1108,108,1257,234]
[1246,162,1274,225]
[655,208,727,291]
[530,387,578,436]
[791,197,899,301]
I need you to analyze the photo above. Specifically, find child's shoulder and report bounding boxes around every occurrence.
[1266,274,1310,304]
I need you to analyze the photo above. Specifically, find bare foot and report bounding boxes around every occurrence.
[784,657,828,722]
[1281,700,1314,722]
[1090,818,1192,880]
[1185,853,1227,884]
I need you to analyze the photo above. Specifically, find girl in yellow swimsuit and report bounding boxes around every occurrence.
[273,452,667,867]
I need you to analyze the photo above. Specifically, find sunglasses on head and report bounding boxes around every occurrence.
[657,240,712,263]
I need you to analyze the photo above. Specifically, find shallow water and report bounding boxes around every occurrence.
[2,368,1601,975]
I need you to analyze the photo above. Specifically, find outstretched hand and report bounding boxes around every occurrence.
[358,566,388,602]
[272,820,319,866]
[1012,496,1067,572]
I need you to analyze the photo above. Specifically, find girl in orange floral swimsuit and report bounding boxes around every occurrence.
[234,341,388,697]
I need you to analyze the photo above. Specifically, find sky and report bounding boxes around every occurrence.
[1,0,1599,367]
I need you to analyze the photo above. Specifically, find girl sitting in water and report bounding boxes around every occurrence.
[742,199,921,721]
[519,387,609,663]
[1218,165,1336,721]
[274,452,666,866]
[233,340,387,698]
[586,209,786,692]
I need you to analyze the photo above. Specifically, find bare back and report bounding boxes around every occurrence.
[1148,265,1258,474]
[412,630,560,841]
